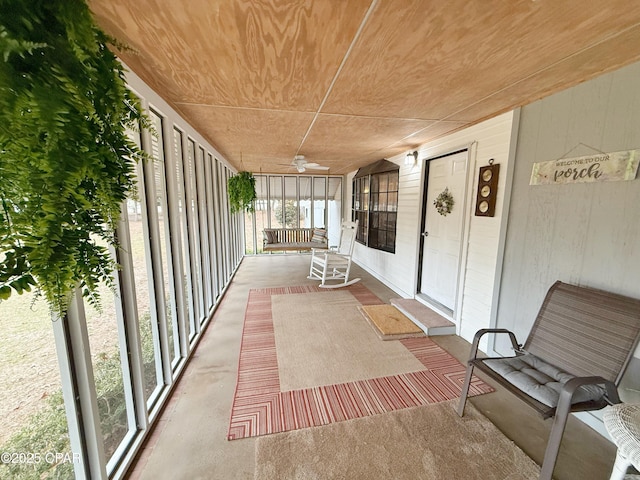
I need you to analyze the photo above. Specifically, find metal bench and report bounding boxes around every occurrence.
[457,280,640,480]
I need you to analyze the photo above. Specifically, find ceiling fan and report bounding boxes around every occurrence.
[289,155,330,173]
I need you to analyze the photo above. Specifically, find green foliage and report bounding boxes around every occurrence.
[275,200,301,228]
[0,344,133,479]
[139,310,160,400]
[92,350,128,460]
[0,0,147,316]
[0,390,74,479]
[227,171,256,213]
[0,307,163,477]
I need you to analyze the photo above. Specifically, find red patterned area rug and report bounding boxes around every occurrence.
[227,284,493,440]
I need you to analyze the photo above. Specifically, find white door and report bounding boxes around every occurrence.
[419,151,468,311]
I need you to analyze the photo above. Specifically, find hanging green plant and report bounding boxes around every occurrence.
[227,171,257,213]
[0,0,147,316]
[434,187,455,216]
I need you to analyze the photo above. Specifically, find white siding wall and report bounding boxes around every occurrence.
[496,61,640,435]
[347,111,518,347]
[497,61,640,357]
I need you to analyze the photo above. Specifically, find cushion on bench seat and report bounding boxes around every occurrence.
[482,354,606,408]
[276,242,318,249]
[311,228,327,243]
[263,241,323,251]
[264,230,278,244]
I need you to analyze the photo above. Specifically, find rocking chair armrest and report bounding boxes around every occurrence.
[468,328,522,361]
[314,249,344,257]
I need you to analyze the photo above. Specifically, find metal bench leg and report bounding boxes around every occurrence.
[539,400,571,480]
[539,377,619,480]
[456,363,474,417]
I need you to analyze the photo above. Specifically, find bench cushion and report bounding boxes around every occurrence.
[482,354,605,408]
[311,228,327,243]
[264,230,278,244]
[277,242,318,249]
[263,242,322,251]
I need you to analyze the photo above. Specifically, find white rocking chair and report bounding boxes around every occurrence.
[307,220,360,288]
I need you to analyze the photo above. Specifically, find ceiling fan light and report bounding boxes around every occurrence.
[296,165,305,173]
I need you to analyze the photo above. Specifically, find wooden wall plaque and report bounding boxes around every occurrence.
[475,160,499,217]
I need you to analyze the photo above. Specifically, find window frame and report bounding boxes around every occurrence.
[352,160,399,254]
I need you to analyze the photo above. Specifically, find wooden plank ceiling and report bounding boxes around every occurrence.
[89,0,640,175]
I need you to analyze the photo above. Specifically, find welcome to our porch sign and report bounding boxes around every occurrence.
[529,149,640,186]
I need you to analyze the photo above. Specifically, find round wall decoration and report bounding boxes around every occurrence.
[434,187,454,216]
[475,159,500,217]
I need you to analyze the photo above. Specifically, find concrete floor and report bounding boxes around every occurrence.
[126,255,616,480]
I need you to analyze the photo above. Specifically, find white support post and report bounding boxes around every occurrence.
[138,106,173,400]
[53,291,108,479]
[113,210,149,431]
[52,312,88,480]
[164,127,190,361]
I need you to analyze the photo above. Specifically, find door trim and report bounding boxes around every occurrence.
[415,144,476,329]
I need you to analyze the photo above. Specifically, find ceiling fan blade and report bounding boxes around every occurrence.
[274,157,329,171]
[305,164,330,170]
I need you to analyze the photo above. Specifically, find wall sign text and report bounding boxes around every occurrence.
[530,149,639,186]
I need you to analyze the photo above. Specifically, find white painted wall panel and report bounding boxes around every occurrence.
[497,61,640,421]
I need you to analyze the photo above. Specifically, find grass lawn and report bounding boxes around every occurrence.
[0,219,146,445]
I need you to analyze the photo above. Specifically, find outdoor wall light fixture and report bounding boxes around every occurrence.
[405,150,418,166]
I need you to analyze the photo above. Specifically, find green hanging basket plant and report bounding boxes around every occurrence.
[227,171,257,214]
[0,0,148,316]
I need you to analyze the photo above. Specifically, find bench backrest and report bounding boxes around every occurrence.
[282,228,311,243]
[263,228,327,244]
[524,281,640,384]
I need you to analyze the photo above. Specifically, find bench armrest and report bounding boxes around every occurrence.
[468,328,523,362]
[558,376,620,408]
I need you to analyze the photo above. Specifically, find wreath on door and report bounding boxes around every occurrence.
[434,187,454,216]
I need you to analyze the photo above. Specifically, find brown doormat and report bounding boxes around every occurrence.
[358,304,425,340]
